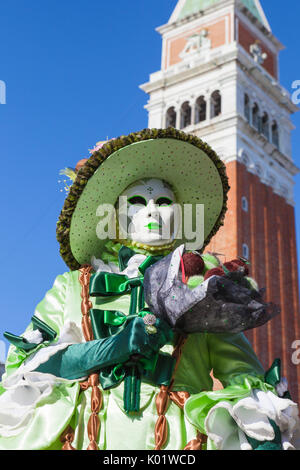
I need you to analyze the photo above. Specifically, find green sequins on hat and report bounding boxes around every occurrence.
[57,128,230,270]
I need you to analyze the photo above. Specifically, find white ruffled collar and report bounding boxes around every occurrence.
[91,253,147,279]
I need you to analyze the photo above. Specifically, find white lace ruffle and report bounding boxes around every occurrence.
[92,252,147,279]
[121,254,147,278]
[22,329,44,344]
[91,256,119,274]
[0,321,84,437]
[205,389,300,450]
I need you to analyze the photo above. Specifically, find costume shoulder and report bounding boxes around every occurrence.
[3,270,81,380]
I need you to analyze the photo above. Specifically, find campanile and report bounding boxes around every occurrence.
[140,0,300,402]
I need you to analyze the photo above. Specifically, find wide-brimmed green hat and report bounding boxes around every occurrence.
[57,128,230,270]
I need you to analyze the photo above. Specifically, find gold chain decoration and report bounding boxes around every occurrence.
[79,265,94,342]
[184,431,207,450]
[154,334,187,450]
[60,425,76,450]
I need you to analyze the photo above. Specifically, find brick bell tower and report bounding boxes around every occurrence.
[140,0,300,402]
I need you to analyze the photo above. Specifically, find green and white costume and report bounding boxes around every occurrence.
[1,243,299,450]
[0,129,299,450]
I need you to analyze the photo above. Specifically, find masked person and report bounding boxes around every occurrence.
[1,128,299,450]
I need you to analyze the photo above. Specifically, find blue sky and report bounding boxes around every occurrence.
[0,0,299,360]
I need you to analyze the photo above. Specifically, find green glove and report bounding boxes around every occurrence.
[35,316,173,380]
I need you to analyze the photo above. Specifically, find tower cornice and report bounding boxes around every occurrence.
[140,45,297,115]
[236,47,298,114]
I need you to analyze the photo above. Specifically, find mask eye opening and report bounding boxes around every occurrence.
[128,195,147,206]
[155,197,173,206]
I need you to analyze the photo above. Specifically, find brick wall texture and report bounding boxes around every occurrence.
[206,161,300,402]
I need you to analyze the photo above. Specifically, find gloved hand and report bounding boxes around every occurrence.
[35,315,173,380]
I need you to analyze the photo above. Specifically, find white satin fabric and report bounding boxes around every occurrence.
[0,322,84,437]
[205,389,300,450]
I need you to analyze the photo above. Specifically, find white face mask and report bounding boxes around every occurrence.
[117,178,178,246]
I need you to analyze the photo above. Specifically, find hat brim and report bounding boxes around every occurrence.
[57,128,230,270]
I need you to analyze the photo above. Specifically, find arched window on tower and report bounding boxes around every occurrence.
[252,102,261,132]
[211,90,221,118]
[271,120,280,149]
[242,196,248,212]
[242,244,249,260]
[195,96,207,124]
[166,107,177,128]
[261,112,269,140]
[244,94,250,123]
[180,102,192,129]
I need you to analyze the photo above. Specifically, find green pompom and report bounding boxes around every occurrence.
[245,276,259,291]
[202,253,220,273]
[187,275,204,289]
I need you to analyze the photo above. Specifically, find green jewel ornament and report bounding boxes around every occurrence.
[145,325,157,335]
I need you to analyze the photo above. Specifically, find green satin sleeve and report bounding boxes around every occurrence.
[184,332,275,436]
[184,374,276,435]
[35,316,173,381]
[2,272,69,381]
[207,332,265,386]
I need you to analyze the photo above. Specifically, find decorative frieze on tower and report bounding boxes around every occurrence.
[140,0,300,402]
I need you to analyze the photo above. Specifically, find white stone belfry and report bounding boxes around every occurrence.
[140,0,299,206]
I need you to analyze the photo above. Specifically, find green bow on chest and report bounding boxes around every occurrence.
[89,245,175,413]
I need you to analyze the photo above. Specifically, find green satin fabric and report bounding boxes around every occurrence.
[246,419,282,450]
[89,308,175,392]
[89,308,148,338]
[88,248,172,412]
[89,247,161,317]
[184,374,275,434]
[90,272,143,297]
[0,269,271,450]
[4,315,57,352]
[265,358,281,388]
[2,332,39,352]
